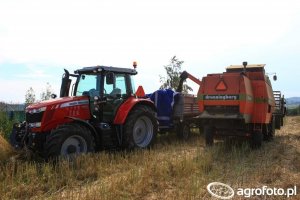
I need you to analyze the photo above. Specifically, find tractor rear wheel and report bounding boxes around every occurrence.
[123,105,157,149]
[45,123,95,160]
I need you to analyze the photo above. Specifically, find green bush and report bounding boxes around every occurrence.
[0,112,14,140]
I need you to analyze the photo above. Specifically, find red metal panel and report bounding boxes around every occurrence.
[113,97,155,125]
[30,96,91,132]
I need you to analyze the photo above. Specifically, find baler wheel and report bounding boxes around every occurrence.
[251,131,263,148]
[275,116,281,130]
[204,126,214,146]
[264,118,276,141]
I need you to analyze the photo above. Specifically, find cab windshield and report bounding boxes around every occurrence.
[75,74,101,97]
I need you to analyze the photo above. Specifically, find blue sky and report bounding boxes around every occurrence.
[0,0,300,103]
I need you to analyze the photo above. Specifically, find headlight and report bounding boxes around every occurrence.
[28,122,42,128]
[28,107,46,114]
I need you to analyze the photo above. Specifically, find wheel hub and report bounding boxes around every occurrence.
[61,135,88,156]
[133,116,153,148]
[67,145,77,154]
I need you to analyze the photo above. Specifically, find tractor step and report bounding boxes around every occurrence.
[99,123,118,150]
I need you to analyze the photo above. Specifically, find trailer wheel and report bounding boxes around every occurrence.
[251,131,263,148]
[45,123,95,160]
[274,116,281,129]
[204,126,214,146]
[123,105,157,149]
[280,116,284,127]
[176,122,190,140]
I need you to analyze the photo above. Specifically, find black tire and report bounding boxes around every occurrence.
[45,123,95,160]
[9,123,25,149]
[204,126,214,146]
[264,119,275,141]
[9,127,18,148]
[280,116,284,127]
[123,105,157,149]
[199,126,204,135]
[269,118,276,139]
[274,116,281,129]
[251,131,263,148]
[176,122,190,140]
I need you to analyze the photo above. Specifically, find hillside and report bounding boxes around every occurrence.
[286,97,300,107]
[0,117,299,199]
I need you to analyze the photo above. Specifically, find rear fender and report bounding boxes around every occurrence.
[114,97,156,125]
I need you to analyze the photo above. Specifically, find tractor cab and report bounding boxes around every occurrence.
[60,66,137,122]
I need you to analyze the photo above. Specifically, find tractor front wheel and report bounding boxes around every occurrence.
[123,105,157,149]
[45,123,95,160]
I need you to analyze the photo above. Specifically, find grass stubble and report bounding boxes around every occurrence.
[0,117,299,200]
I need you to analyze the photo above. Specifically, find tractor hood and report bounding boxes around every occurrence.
[25,96,91,132]
[26,96,89,111]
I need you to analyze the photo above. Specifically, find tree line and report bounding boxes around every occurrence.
[286,106,300,116]
[25,82,53,106]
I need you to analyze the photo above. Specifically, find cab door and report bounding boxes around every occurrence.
[102,73,128,122]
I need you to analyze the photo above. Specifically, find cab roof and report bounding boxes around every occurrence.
[226,64,265,73]
[75,66,137,75]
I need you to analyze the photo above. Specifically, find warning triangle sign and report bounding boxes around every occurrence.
[216,80,227,91]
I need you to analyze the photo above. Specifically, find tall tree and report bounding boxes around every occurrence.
[160,56,192,93]
[25,87,36,106]
[40,82,53,101]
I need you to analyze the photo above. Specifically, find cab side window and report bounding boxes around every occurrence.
[104,74,127,98]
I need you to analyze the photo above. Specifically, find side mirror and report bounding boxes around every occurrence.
[273,75,277,81]
[106,72,115,85]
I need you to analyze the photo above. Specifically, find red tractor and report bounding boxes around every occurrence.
[10,64,157,159]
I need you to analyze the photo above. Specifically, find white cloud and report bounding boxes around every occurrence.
[0,0,297,65]
[0,78,60,103]
[0,0,300,102]
[14,64,52,79]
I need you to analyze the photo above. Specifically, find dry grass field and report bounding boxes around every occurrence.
[0,134,15,162]
[0,116,299,200]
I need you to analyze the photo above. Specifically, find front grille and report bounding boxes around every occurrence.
[205,106,239,114]
[26,112,44,123]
